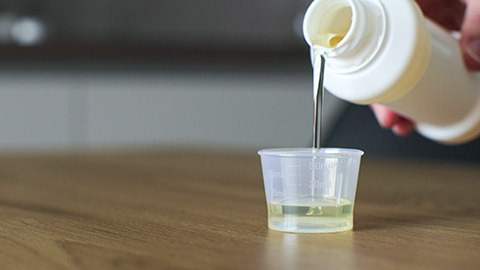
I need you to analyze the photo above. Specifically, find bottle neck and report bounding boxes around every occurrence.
[303,0,386,73]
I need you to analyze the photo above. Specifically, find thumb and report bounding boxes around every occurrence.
[461,0,480,70]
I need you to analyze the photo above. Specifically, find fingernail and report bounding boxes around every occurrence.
[370,104,387,128]
[464,38,480,70]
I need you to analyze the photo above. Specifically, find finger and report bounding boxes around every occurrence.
[370,104,399,128]
[416,0,466,30]
[460,0,480,70]
[392,117,415,136]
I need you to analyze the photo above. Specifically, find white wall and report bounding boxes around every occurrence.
[0,64,347,151]
[0,71,71,150]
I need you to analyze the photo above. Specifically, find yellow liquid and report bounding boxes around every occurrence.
[311,32,347,49]
[268,197,353,233]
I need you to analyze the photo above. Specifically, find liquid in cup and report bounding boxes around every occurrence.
[258,148,363,233]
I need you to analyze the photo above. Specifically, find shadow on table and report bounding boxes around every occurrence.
[353,212,444,232]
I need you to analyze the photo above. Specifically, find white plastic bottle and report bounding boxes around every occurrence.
[303,0,480,144]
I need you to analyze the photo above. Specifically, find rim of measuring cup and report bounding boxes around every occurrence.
[257,147,364,158]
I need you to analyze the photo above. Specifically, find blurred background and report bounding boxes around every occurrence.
[0,0,479,160]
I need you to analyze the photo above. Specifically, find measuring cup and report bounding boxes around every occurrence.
[258,148,364,233]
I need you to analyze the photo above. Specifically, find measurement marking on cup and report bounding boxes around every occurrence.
[273,189,285,197]
[287,173,302,177]
[309,161,335,170]
[267,170,284,179]
[309,180,325,189]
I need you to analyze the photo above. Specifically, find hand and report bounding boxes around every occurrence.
[460,0,480,70]
[371,0,480,136]
[370,104,415,136]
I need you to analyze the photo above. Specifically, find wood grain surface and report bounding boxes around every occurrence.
[0,149,479,270]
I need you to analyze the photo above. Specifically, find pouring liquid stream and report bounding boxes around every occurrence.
[312,49,326,150]
[310,32,346,199]
[311,32,347,149]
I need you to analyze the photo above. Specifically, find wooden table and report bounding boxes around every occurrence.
[0,150,479,269]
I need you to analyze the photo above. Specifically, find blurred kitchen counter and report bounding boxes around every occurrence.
[0,149,479,269]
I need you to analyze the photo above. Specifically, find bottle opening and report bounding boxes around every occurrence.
[303,0,353,51]
[304,0,386,73]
